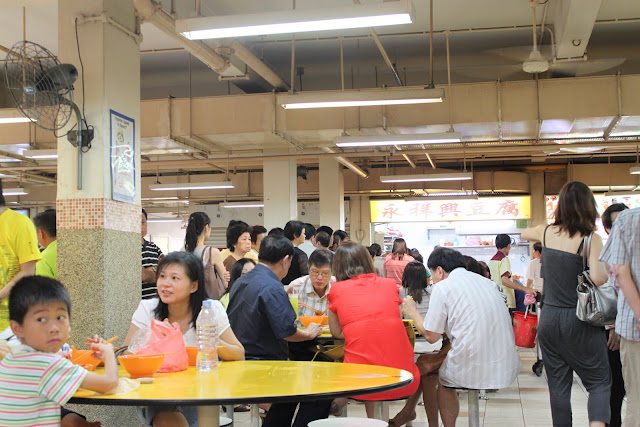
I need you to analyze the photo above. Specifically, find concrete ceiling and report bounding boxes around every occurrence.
[1,0,640,198]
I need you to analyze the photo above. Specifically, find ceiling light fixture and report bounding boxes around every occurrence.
[177,0,413,40]
[220,201,265,208]
[406,192,479,201]
[3,187,28,196]
[380,172,473,183]
[146,218,185,223]
[23,149,58,159]
[149,181,235,191]
[278,88,444,110]
[0,117,32,124]
[335,132,461,147]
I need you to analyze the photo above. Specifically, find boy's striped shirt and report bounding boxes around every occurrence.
[0,345,88,426]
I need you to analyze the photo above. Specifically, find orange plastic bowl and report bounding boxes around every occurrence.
[118,354,165,379]
[70,350,101,371]
[185,346,197,366]
[299,316,329,328]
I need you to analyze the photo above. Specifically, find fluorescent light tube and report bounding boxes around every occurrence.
[147,218,184,223]
[630,166,640,175]
[220,201,265,208]
[407,193,479,201]
[279,88,444,110]
[336,132,461,147]
[604,191,639,197]
[380,173,473,183]
[149,181,234,191]
[0,117,32,124]
[3,187,28,196]
[178,0,413,40]
[23,149,58,159]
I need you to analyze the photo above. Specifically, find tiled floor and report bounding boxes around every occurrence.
[229,347,624,426]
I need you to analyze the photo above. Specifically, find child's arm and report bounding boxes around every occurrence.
[79,342,119,393]
[0,340,9,361]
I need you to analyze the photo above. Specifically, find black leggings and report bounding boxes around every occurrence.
[538,306,611,426]
[606,329,625,427]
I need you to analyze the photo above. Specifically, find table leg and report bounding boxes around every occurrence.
[250,403,261,427]
[198,405,220,427]
[224,405,234,422]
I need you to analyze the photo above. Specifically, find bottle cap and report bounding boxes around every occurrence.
[202,299,213,309]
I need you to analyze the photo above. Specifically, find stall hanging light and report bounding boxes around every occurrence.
[177,0,414,40]
[149,181,234,191]
[220,201,265,208]
[335,132,461,148]
[279,88,444,110]
[380,172,473,183]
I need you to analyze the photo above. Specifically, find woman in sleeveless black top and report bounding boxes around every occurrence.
[522,182,611,427]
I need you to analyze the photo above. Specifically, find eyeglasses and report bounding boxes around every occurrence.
[309,269,331,278]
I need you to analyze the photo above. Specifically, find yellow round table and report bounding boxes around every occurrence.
[70,360,413,427]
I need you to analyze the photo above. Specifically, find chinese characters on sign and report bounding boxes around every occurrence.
[110,110,136,204]
[370,197,531,223]
[546,194,640,221]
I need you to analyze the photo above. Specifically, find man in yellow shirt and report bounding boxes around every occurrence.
[0,181,42,330]
[33,209,57,279]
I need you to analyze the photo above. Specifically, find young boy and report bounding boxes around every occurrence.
[0,276,119,426]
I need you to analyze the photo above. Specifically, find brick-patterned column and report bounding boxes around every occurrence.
[56,1,143,425]
[57,198,141,343]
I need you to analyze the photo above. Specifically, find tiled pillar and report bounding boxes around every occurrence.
[319,158,345,230]
[263,149,298,230]
[56,1,142,424]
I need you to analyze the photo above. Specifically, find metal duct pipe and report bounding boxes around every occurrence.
[134,0,289,90]
[133,0,229,72]
[230,41,289,91]
[321,147,369,178]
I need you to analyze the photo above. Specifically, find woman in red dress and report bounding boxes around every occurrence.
[328,242,420,418]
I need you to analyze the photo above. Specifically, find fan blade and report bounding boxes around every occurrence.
[453,64,523,81]
[484,45,553,63]
[549,58,626,77]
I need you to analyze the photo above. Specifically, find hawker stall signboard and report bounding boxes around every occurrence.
[370,196,531,223]
[109,109,136,204]
[546,194,640,220]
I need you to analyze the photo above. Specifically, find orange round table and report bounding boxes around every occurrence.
[70,360,414,427]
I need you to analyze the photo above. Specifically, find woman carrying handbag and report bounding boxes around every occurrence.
[522,181,611,427]
[184,211,230,299]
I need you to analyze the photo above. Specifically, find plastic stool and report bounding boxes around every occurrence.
[308,418,388,426]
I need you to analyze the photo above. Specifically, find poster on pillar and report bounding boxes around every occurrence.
[109,109,136,204]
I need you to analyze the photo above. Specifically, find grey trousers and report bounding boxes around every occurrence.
[538,306,611,426]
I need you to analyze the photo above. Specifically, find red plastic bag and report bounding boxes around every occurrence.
[134,319,188,372]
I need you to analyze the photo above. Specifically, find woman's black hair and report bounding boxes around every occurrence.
[462,255,485,276]
[284,220,305,241]
[602,203,629,231]
[268,227,284,236]
[223,258,257,297]
[184,211,211,253]
[402,261,428,304]
[226,222,251,252]
[153,251,207,328]
[367,243,382,258]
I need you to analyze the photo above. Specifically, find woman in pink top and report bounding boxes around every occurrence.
[383,238,415,287]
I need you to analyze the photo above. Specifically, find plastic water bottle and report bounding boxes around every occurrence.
[196,299,218,371]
